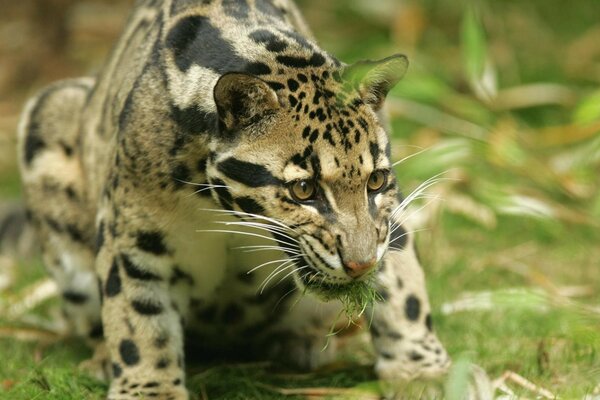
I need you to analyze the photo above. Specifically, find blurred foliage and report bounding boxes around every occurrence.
[0,0,599,398]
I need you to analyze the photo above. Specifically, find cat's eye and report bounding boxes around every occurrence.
[367,170,387,192]
[290,180,316,202]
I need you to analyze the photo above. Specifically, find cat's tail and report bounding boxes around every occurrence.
[0,202,37,257]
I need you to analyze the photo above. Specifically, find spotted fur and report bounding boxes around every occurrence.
[18,1,450,398]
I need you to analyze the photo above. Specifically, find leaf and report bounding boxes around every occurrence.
[461,6,486,85]
[444,356,472,400]
[534,121,600,147]
[574,90,600,125]
[461,5,497,102]
[444,192,497,229]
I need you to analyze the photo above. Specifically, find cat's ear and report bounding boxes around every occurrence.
[213,72,280,133]
[343,54,408,111]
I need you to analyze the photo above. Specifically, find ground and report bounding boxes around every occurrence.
[0,0,599,399]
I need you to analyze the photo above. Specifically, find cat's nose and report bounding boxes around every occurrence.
[343,258,377,278]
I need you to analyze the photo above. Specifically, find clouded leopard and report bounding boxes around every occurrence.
[17,0,451,398]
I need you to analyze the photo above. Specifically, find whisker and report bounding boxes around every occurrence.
[388,228,428,250]
[214,221,300,244]
[234,244,299,252]
[391,171,451,217]
[236,246,301,255]
[180,182,231,199]
[248,255,302,274]
[259,261,299,294]
[177,180,231,189]
[196,229,280,244]
[273,284,299,311]
[391,196,441,229]
[300,268,320,287]
[200,208,292,232]
[275,264,309,287]
[391,146,429,167]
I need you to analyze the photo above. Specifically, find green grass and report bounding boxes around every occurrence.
[0,339,105,400]
[1,215,598,399]
[306,274,382,322]
[1,0,600,398]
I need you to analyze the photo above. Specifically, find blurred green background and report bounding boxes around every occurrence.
[0,0,599,398]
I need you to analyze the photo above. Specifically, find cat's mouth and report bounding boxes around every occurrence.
[292,257,380,303]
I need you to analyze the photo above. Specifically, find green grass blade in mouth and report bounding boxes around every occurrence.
[307,274,383,322]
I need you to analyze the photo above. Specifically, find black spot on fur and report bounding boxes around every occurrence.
[132,299,163,315]
[249,30,288,53]
[170,105,216,136]
[289,145,313,169]
[397,277,404,289]
[222,0,248,18]
[256,0,286,17]
[154,334,169,349]
[246,62,272,75]
[276,53,326,69]
[23,120,46,166]
[119,339,140,366]
[166,16,248,73]
[235,196,265,215]
[105,259,122,297]
[381,352,395,360]
[370,325,380,337]
[97,278,104,305]
[377,287,389,301]
[297,73,308,83]
[62,290,89,304]
[170,267,194,286]
[197,158,208,172]
[171,163,192,189]
[66,224,86,244]
[287,79,299,91]
[211,178,233,210]
[218,158,282,187]
[323,131,336,146]
[156,358,170,369]
[122,254,162,281]
[112,363,123,378]
[369,141,380,164]
[425,313,433,331]
[410,352,424,362]
[405,294,421,321]
[312,90,322,105]
[266,81,285,91]
[89,323,104,339]
[95,221,105,254]
[278,29,313,50]
[118,89,136,132]
[302,126,311,139]
[358,117,369,131]
[136,231,168,255]
[388,331,403,340]
[65,186,77,200]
